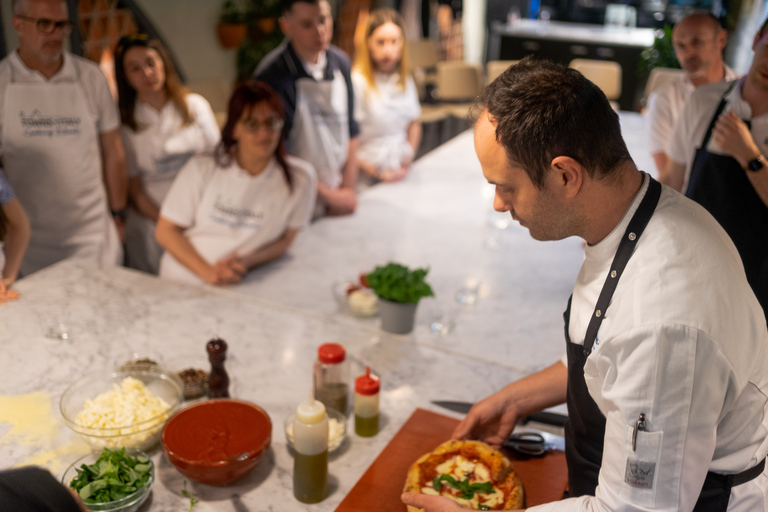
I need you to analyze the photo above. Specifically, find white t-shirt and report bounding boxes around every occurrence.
[158,155,316,285]
[0,50,119,151]
[351,70,421,171]
[668,78,768,190]
[121,93,220,205]
[646,66,738,154]
[537,175,768,511]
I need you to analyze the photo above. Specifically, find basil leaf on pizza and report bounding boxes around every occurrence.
[404,440,524,510]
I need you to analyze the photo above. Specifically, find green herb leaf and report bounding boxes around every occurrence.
[69,448,151,504]
[365,263,434,304]
[432,474,496,500]
[182,480,200,511]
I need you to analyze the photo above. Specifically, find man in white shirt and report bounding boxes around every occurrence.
[0,0,127,275]
[255,0,359,217]
[647,12,737,177]
[665,18,768,321]
[402,58,768,512]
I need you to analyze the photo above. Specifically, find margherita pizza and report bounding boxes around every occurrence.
[404,440,524,510]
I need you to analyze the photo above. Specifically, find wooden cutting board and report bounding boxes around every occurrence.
[335,408,568,511]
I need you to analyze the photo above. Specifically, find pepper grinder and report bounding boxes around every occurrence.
[207,336,229,398]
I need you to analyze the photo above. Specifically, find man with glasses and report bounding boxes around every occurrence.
[0,0,127,276]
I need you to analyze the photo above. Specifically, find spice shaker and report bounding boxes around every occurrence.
[354,366,380,437]
[313,343,348,416]
[206,336,229,398]
[293,395,329,503]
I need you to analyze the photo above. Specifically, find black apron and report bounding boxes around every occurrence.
[685,81,768,322]
[564,176,765,510]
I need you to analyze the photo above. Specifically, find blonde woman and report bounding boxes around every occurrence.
[352,8,421,182]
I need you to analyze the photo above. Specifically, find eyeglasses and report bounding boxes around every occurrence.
[15,15,74,35]
[240,117,284,133]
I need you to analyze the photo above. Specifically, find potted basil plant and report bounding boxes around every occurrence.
[365,263,434,334]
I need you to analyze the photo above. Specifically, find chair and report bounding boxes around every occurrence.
[486,60,519,84]
[642,67,685,105]
[434,62,484,118]
[408,39,439,70]
[569,59,622,110]
[186,79,232,128]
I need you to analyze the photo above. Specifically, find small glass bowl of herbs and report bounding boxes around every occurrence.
[62,447,154,512]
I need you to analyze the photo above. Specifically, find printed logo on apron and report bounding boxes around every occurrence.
[18,108,81,138]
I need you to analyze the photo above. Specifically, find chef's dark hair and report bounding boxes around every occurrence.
[216,81,293,191]
[114,34,192,132]
[473,57,633,189]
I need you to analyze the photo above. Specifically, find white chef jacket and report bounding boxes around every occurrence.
[646,66,738,155]
[536,176,768,511]
[351,70,421,171]
[667,78,768,190]
[158,155,316,285]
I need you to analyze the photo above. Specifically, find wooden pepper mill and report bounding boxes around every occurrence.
[207,336,230,398]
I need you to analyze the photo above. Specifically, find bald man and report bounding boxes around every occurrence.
[647,12,738,176]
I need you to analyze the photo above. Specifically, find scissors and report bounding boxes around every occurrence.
[502,431,554,457]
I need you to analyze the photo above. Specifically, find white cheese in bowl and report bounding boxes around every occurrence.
[74,377,171,448]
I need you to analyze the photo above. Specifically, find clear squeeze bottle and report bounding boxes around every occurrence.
[313,343,349,416]
[354,366,380,437]
[293,396,329,504]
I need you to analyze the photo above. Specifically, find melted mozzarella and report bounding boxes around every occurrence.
[432,454,505,509]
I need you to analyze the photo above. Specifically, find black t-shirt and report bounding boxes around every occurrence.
[0,467,82,512]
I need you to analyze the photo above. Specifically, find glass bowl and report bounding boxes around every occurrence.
[332,280,379,317]
[60,368,184,451]
[61,448,154,512]
[112,349,164,372]
[164,355,210,400]
[284,407,347,453]
[162,399,272,486]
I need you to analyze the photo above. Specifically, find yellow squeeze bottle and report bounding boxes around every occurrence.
[293,394,329,503]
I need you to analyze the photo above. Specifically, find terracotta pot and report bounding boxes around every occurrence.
[378,298,418,334]
[217,23,247,49]
[256,17,276,35]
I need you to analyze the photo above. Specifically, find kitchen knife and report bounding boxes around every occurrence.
[431,400,568,428]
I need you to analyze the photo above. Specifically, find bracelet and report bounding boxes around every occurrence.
[111,208,128,222]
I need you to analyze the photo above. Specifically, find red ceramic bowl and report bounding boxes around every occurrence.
[162,399,271,486]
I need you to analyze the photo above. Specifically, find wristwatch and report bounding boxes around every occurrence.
[746,154,767,172]
[111,208,128,222]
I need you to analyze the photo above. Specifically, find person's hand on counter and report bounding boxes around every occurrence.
[0,277,20,304]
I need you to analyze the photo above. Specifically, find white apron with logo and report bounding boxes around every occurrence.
[287,70,349,198]
[2,62,121,275]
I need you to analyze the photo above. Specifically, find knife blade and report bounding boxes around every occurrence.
[431,400,568,427]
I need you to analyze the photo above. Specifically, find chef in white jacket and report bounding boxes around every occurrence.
[0,0,127,275]
[403,58,768,512]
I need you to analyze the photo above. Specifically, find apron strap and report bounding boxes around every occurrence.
[583,176,662,355]
[698,81,738,150]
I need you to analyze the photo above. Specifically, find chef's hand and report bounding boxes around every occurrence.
[401,493,466,511]
[712,112,762,168]
[451,389,520,450]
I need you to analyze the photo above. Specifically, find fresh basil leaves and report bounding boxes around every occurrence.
[69,448,151,503]
[432,473,496,500]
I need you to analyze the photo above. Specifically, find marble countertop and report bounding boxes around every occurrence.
[490,19,656,47]
[0,112,653,510]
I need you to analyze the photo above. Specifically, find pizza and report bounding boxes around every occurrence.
[404,440,524,510]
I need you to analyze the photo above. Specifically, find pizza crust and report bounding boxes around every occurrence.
[404,440,524,511]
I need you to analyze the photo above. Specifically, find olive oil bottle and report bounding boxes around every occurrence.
[354,366,380,437]
[293,396,329,503]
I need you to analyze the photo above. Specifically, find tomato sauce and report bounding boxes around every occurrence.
[163,400,271,463]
